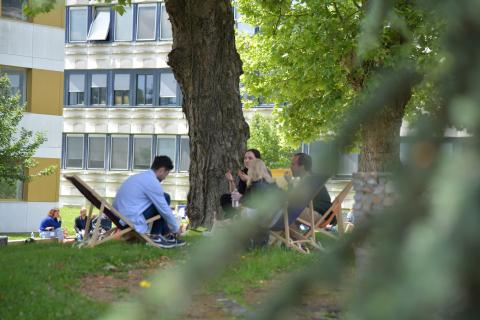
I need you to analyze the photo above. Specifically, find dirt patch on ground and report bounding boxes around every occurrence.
[79,256,171,302]
[79,259,340,319]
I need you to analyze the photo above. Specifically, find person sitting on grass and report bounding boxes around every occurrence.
[113,155,186,249]
[39,208,65,241]
[74,207,93,241]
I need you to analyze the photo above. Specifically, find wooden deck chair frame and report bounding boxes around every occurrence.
[269,200,322,254]
[64,174,160,248]
[295,181,353,240]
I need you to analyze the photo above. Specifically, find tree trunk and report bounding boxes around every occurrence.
[165,0,249,227]
[358,92,412,172]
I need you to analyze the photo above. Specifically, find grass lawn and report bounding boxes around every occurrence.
[0,223,320,320]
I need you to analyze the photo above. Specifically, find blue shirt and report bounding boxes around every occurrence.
[113,170,179,234]
[39,217,62,231]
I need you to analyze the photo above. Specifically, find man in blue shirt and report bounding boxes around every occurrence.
[113,156,185,248]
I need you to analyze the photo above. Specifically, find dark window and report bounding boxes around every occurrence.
[68,74,85,105]
[179,136,190,171]
[136,74,154,105]
[114,74,130,105]
[66,135,84,168]
[90,74,107,105]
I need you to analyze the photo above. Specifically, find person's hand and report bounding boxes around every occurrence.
[176,224,187,237]
[231,190,242,202]
[284,170,292,183]
[225,170,234,182]
[238,170,249,182]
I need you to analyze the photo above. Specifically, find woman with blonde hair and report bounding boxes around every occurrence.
[232,159,276,209]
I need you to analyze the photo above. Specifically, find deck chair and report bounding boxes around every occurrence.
[268,174,331,254]
[293,181,353,241]
[64,174,160,248]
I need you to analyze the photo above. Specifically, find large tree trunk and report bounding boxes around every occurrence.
[358,91,412,172]
[165,0,249,227]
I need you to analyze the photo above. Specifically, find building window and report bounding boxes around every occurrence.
[114,74,130,105]
[160,3,172,40]
[69,7,88,42]
[88,6,111,41]
[133,136,152,170]
[1,70,26,104]
[179,136,190,172]
[110,135,130,170]
[114,6,133,41]
[65,134,84,168]
[136,74,154,106]
[156,136,177,168]
[0,179,23,200]
[1,0,26,20]
[136,4,157,41]
[159,72,177,106]
[87,135,106,169]
[68,74,85,105]
[90,73,107,105]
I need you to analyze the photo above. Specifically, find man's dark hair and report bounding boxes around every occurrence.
[246,148,261,159]
[294,152,312,172]
[151,156,174,171]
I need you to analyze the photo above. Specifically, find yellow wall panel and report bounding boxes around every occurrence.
[23,158,61,202]
[28,69,63,116]
[32,2,65,28]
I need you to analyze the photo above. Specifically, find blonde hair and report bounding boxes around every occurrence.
[247,159,273,187]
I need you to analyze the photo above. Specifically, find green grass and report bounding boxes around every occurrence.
[1,213,322,320]
[0,238,192,320]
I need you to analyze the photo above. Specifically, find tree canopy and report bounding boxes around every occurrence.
[237,0,442,147]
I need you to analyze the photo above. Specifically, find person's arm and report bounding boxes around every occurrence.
[74,218,81,233]
[145,180,180,234]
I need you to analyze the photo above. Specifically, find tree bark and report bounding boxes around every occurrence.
[358,98,407,172]
[165,0,249,227]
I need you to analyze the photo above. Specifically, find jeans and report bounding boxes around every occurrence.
[142,192,171,235]
[40,228,64,241]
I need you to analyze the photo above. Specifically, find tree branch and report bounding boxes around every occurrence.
[333,2,345,24]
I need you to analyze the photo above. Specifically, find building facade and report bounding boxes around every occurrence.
[0,0,64,232]
[60,0,273,208]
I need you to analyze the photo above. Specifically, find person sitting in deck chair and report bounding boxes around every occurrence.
[286,153,333,233]
[113,156,185,248]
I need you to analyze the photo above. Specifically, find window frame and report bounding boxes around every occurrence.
[87,6,112,42]
[156,135,177,169]
[113,72,132,106]
[159,3,173,40]
[113,5,134,42]
[86,134,107,170]
[89,72,109,106]
[109,135,131,171]
[158,70,178,107]
[178,136,190,172]
[65,134,85,169]
[135,72,155,106]
[0,69,27,105]
[132,135,153,171]
[68,6,89,43]
[135,3,158,41]
[67,73,86,106]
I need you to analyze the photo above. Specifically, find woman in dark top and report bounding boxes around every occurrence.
[238,159,276,209]
[220,149,262,218]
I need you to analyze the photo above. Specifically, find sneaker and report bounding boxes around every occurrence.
[172,237,186,247]
[149,236,176,249]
